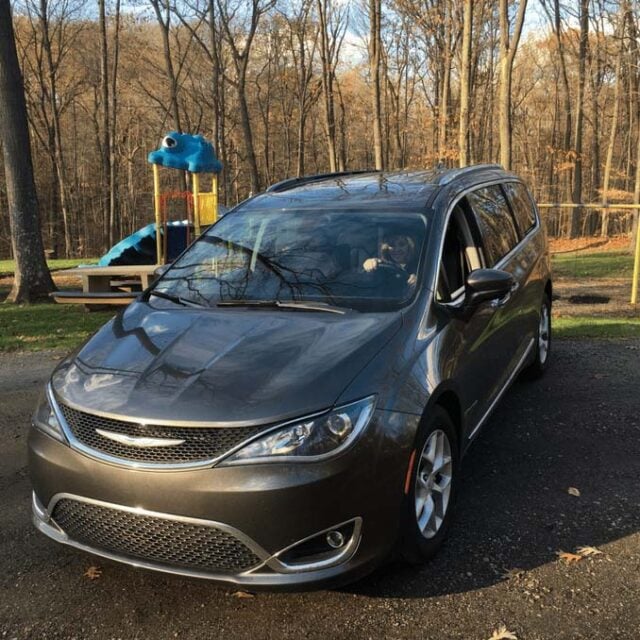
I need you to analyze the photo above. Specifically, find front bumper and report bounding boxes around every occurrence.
[28,410,418,589]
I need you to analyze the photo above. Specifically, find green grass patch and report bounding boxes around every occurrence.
[551,251,633,279]
[554,315,640,339]
[0,303,113,352]
[0,258,95,276]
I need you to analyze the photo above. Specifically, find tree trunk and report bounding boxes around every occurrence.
[98,0,111,249]
[369,0,383,170]
[109,0,121,247]
[570,0,588,238]
[438,1,452,164]
[0,0,55,302]
[602,8,626,237]
[39,0,72,257]
[498,0,527,170]
[458,0,473,167]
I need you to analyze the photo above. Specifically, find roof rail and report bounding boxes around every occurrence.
[266,170,379,193]
[437,163,504,186]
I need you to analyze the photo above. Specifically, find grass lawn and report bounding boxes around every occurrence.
[553,315,640,339]
[0,258,95,276]
[551,251,634,279]
[0,303,114,352]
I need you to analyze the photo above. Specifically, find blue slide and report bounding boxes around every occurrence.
[98,221,192,266]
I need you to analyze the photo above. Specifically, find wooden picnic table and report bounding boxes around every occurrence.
[52,264,163,307]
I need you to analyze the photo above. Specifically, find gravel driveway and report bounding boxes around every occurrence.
[1,340,639,639]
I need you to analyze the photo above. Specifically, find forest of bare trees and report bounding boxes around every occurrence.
[1,0,640,259]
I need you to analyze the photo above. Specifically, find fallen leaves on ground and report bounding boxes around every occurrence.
[84,566,102,580]
[487,625,518,640]
[557,546,604,564]
[567,486,581,497]
[230,591,255,599]
[557,551,583,564]
[576,545,603,557]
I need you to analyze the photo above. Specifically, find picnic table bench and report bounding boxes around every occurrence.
[51,264,163,308]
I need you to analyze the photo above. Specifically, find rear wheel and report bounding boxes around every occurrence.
[400,406,459,564]
[524,293,551,379]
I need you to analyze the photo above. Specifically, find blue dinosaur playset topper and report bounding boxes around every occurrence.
[147,132,223,174]
[147,132,223,264]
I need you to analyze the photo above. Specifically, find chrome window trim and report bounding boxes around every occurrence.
[48,383,329,472]
[431,178,541,310]
[33,492,362,581]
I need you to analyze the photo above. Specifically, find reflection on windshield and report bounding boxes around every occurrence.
[152,209,428,312]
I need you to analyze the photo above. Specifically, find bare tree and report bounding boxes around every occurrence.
[317,0,347,173]
[281,0,320,177]
[0,0,55,302]
[368,0,383,169]
[602,3,628,237]
[498,0,527,170]
[217,0,274,193]
[149,0,183,131]
[569,0,588,238]
[458,0,473,167]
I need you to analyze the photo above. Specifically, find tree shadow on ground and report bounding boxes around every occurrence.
[346,341,640,598]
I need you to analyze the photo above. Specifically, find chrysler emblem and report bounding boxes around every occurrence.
[95,429,185,448]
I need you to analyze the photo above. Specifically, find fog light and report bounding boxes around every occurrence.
[326,530,345,549]
[276,519,360,569]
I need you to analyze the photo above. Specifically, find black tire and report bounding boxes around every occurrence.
[523,292,551,380]
[399,406,460,565]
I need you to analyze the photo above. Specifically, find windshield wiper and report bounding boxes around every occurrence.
[216,300,348,314]
[149,290,204,308]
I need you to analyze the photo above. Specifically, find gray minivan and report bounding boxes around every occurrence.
[29,165,551,589]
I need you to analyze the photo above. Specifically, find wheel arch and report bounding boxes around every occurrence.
[419,383,464,452]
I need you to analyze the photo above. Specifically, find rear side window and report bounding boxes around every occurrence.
[466,186,519,266]
[503,182,537,235]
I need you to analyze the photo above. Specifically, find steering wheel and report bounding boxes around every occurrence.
[375,262,407,280]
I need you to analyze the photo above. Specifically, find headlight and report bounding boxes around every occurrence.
[32,385,66,443]
[223,396,376,464]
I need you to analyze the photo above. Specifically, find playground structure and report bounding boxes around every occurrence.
[149,132,223,265]
[52,132,223,306]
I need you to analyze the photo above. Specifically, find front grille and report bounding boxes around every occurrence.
[51,498,262,574]
[58,403,262,465]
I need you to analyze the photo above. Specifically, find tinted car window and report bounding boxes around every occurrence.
[503,182,537,235]
[153,209,428,312]
[437,213,470,302]
[466,186,519,266]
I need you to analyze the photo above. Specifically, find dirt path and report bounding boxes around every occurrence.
[1,342,639,639]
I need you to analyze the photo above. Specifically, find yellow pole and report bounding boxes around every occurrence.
[632,218,640,304]
[153,164,162,265]
[212,175,219,223]
[192,172,201,237]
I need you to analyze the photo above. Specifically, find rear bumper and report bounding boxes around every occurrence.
[28,410,419,589]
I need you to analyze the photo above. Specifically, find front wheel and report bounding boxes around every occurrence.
[399,407,459,564]
[523,293,551,380]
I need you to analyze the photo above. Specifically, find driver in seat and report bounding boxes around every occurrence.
[363,234,418,288]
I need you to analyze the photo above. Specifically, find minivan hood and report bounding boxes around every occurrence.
[51,301,402,426]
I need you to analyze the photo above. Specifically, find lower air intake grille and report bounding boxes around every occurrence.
[58,403,262,466]
[51,498,262,574]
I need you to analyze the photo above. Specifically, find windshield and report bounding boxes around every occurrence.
[151,208,429,312]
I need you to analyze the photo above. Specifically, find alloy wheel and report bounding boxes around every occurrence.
[414,429,453,539]
[538,303,550,365]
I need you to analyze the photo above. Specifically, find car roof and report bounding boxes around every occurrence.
[244,165,519,212]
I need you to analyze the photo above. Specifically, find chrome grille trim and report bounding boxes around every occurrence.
[48,495,263,575]
[48,385,265,471]
[32,493,364,585]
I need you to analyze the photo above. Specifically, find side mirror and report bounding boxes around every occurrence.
[465,268,514,307]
